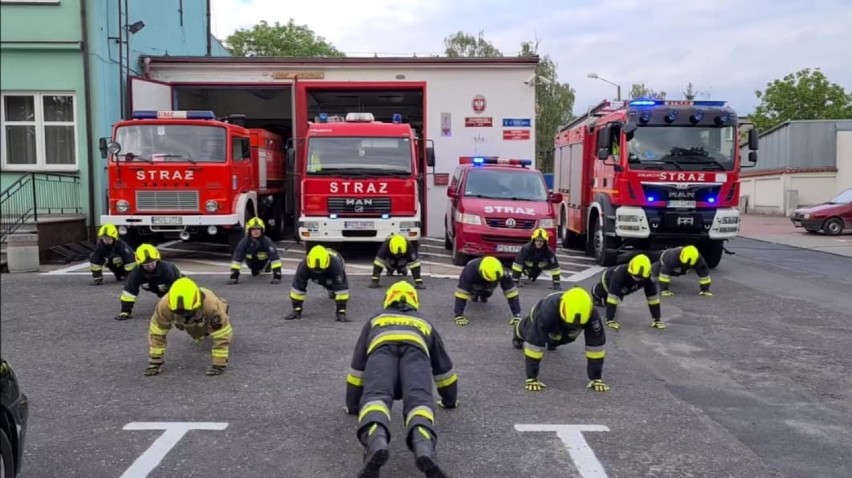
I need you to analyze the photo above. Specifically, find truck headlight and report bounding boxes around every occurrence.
[300,221,319,229]
[400,221,420,229]
[802,213,810,219]
[720,216,739,224]
[459,213,482,225]
[205,200,219,213]
[116,200,130,213]
[617,214,642,223]
[538,218,555,228]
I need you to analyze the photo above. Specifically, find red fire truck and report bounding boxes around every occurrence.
[554,98,759,268]
[293,112,434,249]
[100,110,287,250]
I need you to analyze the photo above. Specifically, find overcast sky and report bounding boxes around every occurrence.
[211,0,851,116]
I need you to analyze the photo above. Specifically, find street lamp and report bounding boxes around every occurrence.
[588,72,622,101]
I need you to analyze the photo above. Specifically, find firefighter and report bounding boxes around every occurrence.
[227,217,283,285]
[116,243,183,321]
[454,256,521,326]
[512,287,609,393]
[590,254,664,330]
[89,223,136,285]
[345,281,457,478]
[284,245,350,322]
[368,233,424,289]
[143,277,233,377]
[510,228,561,290]
[653,245,713,297]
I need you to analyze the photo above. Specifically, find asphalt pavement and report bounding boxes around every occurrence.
[1,237,850,478]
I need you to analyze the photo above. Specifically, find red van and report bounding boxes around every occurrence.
[444,157,562,265]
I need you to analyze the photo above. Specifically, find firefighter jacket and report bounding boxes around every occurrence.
[345,306,458,413]
[230,235,282,272]
[597,265,660,321]
[511,242,560,285]
[148,288,232,367]
[655,247,711,291]
[371,239,422,283]
[90,240,135,276]
[453,257,521,317]
[289,250,349,308]
[516,292,606,381]
[120,261,183,315]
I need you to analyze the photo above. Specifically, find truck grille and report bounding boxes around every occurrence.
[641,184,722,203]
[136,191,199,212]
[481,235,530,244]
[327,197,391,216]
[485,217,536,229]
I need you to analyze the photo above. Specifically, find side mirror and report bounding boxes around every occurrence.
[447,186,458,199]
[597,147,609,160]
[98,137,109,159]
[748,151,757,163]
[748,128,759,151]
[622,121,637,135]
[106,141,122,156]
[549,192,563,203]
[426,146,436,168]
[286,149,296,171]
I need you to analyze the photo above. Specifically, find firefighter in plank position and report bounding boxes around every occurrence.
[368,234,425,289]
[89,223,136,285]
[285,245,350,322]
[144,277,233,377]
[227,217,283,285]
[454,256,521,326]
[511,228,561,290]
[590,254,664,330]
[512,288,609,392]
[653,245,713,297]
[346,281,457,478]
[116,244,183,321]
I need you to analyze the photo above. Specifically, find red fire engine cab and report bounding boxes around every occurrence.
[554,98,759,268]
[100,110,287,250]
[294,112,434,249]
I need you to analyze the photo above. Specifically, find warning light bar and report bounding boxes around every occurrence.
[628,99,728,108]
[459,156,532,167]
[131,110,216,120]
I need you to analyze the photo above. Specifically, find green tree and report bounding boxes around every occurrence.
[630,83,667,100]
[225,19,344,57]
[751,68,852,131]
[683,82,697,100]
[443,31,504,57]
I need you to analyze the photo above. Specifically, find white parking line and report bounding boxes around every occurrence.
[564,266,604,283]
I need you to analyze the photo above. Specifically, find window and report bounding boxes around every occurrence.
[305,137,413,175]
[1,92,77,171]
[233,137,251,161]
[112,125,227,163]
[463,169,548,201]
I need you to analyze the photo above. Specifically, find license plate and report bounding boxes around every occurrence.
[496,244,522,253]
[667,200,696,208]
[152,216,183,225]
[793,220,802,226]
[344,221,374,230]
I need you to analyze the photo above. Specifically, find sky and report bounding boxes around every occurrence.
[211,0,852,116]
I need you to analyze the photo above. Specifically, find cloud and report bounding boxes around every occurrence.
[211,0,852,116]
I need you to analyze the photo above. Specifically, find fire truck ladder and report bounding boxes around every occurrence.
[559,100,626,132]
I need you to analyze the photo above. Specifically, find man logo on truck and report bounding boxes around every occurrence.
[329,181,389,194]
[677,217,694,226]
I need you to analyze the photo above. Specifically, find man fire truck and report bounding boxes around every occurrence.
[295,112,434,249]
[100,110,287,251]
[553,98,759,268]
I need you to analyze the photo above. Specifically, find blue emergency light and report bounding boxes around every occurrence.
[639,110,652,124]
[131,110,215,120]
[462,157,531,168]
[629,98,662,107]
[647,196,656,202]
[318,113,329,123]
[473,157,485,165]
[391,113,402,124]
[692,100,728,107]
[715,112,731,125]
[708,196,716,204]
[664,109,679,123]
[690,110,705,123]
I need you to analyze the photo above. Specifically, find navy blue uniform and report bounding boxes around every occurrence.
[510,242,561,287]
[453,257,521,317]
[289,249,349,315]
[653,247,712,293]
[89,239,135,281]
[371,239,423,284]
[119,261,183,316]
[591,265,661,321]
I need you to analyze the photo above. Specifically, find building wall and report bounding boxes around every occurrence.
[836,131,852,192]
[742,120,852,171]
[741,171,838,216]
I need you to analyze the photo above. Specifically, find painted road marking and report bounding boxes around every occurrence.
[515,424,610,477]
[121,422,228,478]
[564,266,604,283]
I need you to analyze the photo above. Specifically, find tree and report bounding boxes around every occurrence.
[443,31,504,57]
[683,82,697,100]
[225,19,344,57]
[629,83,667,100]
[751,68,852,131]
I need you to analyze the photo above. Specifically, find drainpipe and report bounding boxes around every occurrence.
[206,0,212,56]
[80,0,97,242]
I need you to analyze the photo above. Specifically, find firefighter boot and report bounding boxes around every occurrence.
[410,426,447,478]
[358,424,389,478]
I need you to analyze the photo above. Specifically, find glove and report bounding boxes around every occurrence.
[327,289,336,299]
[227,271,239,285]
[508,315,521,325]
[437,399,459,409]
[587,379,610,392]
[699,290,713,297]
[115,312,132,321]
[414,281,426,290]
[651,320,667,329]
[336,311,350,323]
[605,320,621,330]
[661,290,674,297]
[455,316,470,326]
[524,378,547,392]
[368,280,381,289]
[270,273,281,285]
[283,310,302,321]
[551,283,562,291]
[205,365,226,376]
[143,363,162,376]
[90,277,103,286]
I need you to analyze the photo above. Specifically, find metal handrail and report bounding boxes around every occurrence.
[0,172,82,241]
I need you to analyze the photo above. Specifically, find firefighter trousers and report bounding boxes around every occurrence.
[357,343,437,449]
[245,258,270,276]
[590,282,607,306]
[105,262,130,280]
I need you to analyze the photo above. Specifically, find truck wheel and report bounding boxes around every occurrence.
[451,239,469,266]
[267,198,286,241]
[1,428,15,478]
[593,218,617,267]
[444,220,452,250]
[227,229,243,255]
[822,217,844,236]
[700,240,724,269]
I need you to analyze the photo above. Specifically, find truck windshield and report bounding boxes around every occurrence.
[627,126,736,171]
[306,137,413,175]
[113,125,227,163]
[464,169,548,201]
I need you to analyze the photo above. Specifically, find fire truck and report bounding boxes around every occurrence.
[554,98,759,268]
[293,112,434,249]
[100,110,287,250]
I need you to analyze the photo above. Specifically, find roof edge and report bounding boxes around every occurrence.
[141,55,540,66]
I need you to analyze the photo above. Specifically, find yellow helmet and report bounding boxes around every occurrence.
[307,245,331,270]
[389,234,408,255]
[383,280,419,310]
[559,287,593,325]
[246,216,265,232]
[168,277,202,315]
[531,228,549,241]
[98,223,119,240]
[135,243,161,265]
[479,256,503,282]
[627,254,651,278]
[680,245,699,266]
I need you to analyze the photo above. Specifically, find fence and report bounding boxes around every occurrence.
[0,173,82,240]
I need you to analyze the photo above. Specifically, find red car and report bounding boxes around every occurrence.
[790,188,852,235]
